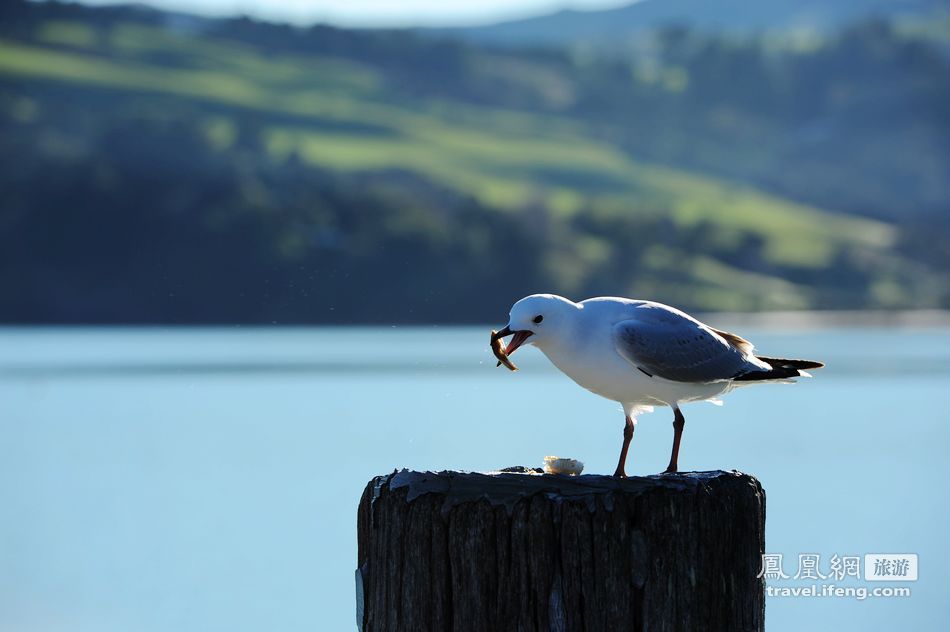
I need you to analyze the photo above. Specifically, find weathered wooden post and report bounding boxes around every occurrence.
[357,469,765,632]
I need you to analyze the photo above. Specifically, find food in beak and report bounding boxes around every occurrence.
[490,329,518,371]
[490,327,533,371]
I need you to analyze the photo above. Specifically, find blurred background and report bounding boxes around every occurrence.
[2,0,950,320]
[1,0,949,631]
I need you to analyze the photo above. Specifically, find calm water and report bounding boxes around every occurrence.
[1,326,948,631]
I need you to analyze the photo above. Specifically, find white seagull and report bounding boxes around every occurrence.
[491,294,823,477]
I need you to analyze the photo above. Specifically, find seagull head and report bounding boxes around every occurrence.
[493,294,577,356]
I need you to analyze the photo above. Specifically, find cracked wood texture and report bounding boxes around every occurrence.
[357,469,765,632]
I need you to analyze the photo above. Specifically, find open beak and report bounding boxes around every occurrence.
[492,325,533,356]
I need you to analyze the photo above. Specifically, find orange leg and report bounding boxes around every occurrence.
[664,407,685,474]
[613,415,636,478]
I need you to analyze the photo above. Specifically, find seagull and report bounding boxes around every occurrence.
[491,294,823,477]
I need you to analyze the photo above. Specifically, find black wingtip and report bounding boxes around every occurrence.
[756,356,825,370]
[733,367,800,381]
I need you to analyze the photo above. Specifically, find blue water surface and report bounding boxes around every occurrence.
[1,326,947,631]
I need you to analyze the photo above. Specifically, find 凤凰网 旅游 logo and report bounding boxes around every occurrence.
[758,552,916,600]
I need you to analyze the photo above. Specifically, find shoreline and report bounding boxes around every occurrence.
[1,310,949,331]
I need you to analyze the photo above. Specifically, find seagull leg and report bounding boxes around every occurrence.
[613,415,636,478]
[664,407,685,474]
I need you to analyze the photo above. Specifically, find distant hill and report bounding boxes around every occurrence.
[0,0,948,323]
[436,0,950,50]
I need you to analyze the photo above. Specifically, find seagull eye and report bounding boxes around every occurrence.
[533,315,543,324]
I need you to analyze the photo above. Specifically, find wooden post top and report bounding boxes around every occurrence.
[358,467,766,632]
[366,468,763,514]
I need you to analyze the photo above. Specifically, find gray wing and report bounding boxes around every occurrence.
[612,304,765,383]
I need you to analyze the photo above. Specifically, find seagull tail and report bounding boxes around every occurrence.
[733,356,825,382]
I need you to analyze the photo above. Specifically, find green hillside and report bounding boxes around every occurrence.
[0,1,947,322]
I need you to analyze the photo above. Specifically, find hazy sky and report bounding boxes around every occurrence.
[77,0,632,27]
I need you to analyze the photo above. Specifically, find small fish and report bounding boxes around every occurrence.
[490,329,518,371]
